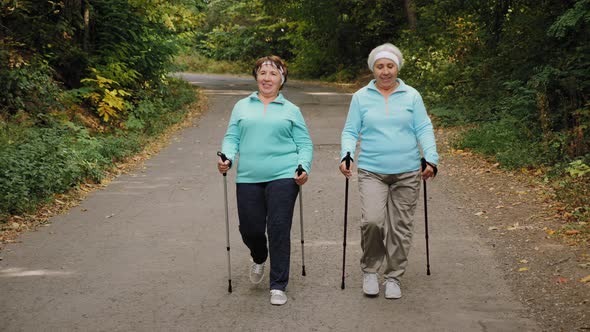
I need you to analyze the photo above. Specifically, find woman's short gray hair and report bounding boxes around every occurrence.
[367,43,404,72]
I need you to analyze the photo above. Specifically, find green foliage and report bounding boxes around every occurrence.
[547,0,590,38]
[0,1,202,216]
[193,0,406,79]
[79,68,131,122]
[175,52,249,74]
[188,0,589,170]
[548,155,590,222]
[458,116,545,168]
[566,159,590,178]
[0,124,107,214]
[0,80,197,216]
[126,78,196,134]
[429,106,467,127]
[0,0,202,119]
[0,55,62,115]
[195,0,292,62]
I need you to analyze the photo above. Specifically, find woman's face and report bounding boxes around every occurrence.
[373,58,398,90]
[257,64,282,98]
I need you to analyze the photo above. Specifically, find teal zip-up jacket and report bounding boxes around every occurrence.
[341,79,438,174]
[222,92,313,183]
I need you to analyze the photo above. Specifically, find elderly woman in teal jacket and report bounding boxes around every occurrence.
[218,55,313,306]
[339,43,438,299]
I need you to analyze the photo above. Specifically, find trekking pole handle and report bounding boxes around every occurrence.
[296,164,304,176]
[217,151,229,177]
[420,157,438,176]
[217,151,228,162]
[345,152,351,170]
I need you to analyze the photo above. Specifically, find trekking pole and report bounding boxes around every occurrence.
[217,151,233,292]
[296,164,306,276]
[421,158,431,276]
[341,152,352,289]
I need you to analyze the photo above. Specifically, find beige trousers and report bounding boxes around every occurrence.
[358,168,421,280]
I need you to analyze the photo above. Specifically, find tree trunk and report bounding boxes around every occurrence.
[404,0,417,31]
[83,1,90,51]
[489,0,511,49]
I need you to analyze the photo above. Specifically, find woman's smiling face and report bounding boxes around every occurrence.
[373,58,398,90]
[257,64,282,98]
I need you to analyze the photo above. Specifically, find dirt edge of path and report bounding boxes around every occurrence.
[437,128,589,331]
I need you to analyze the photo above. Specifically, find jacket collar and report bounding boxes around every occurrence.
[367,78,408,94]
[249,92,286,104]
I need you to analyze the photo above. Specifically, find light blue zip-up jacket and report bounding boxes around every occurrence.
[341,79,438,174]
[222,92,313,183]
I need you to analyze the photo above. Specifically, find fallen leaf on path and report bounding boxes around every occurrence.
[495,205,505,209]
[507,223,520,231]
[556,276,568,284]
[488,226,498,231]
[518,267,529,272]
[475,211,485,216]
[581,275,590,283]
[519,259,529,264]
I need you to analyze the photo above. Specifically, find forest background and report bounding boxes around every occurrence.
[0,0,589,242]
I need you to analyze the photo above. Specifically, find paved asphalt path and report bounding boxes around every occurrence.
[0,74,540,331]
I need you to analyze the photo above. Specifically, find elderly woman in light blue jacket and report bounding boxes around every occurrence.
[218,55,313,306]
[339,43,439,299]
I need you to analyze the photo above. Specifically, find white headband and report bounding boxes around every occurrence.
[369,51,400,71]
[259,60,285,85]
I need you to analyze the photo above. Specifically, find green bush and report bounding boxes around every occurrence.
[0,126,102,214]
[458,116,546,168]
[0,58,62,115]
[0,80,197,217]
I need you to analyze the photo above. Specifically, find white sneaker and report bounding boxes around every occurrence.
[363,273,379,296]
[249,261,265,284]
[270,290,287,305]
[384,278,402,299]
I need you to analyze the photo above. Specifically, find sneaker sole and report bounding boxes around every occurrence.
[363,289,379,296]
[385,294,402,299]
[250,277,264,284]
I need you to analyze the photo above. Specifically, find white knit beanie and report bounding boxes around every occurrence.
[367,43,404,72]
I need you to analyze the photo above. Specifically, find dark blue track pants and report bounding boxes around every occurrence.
[236,178,299,291]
